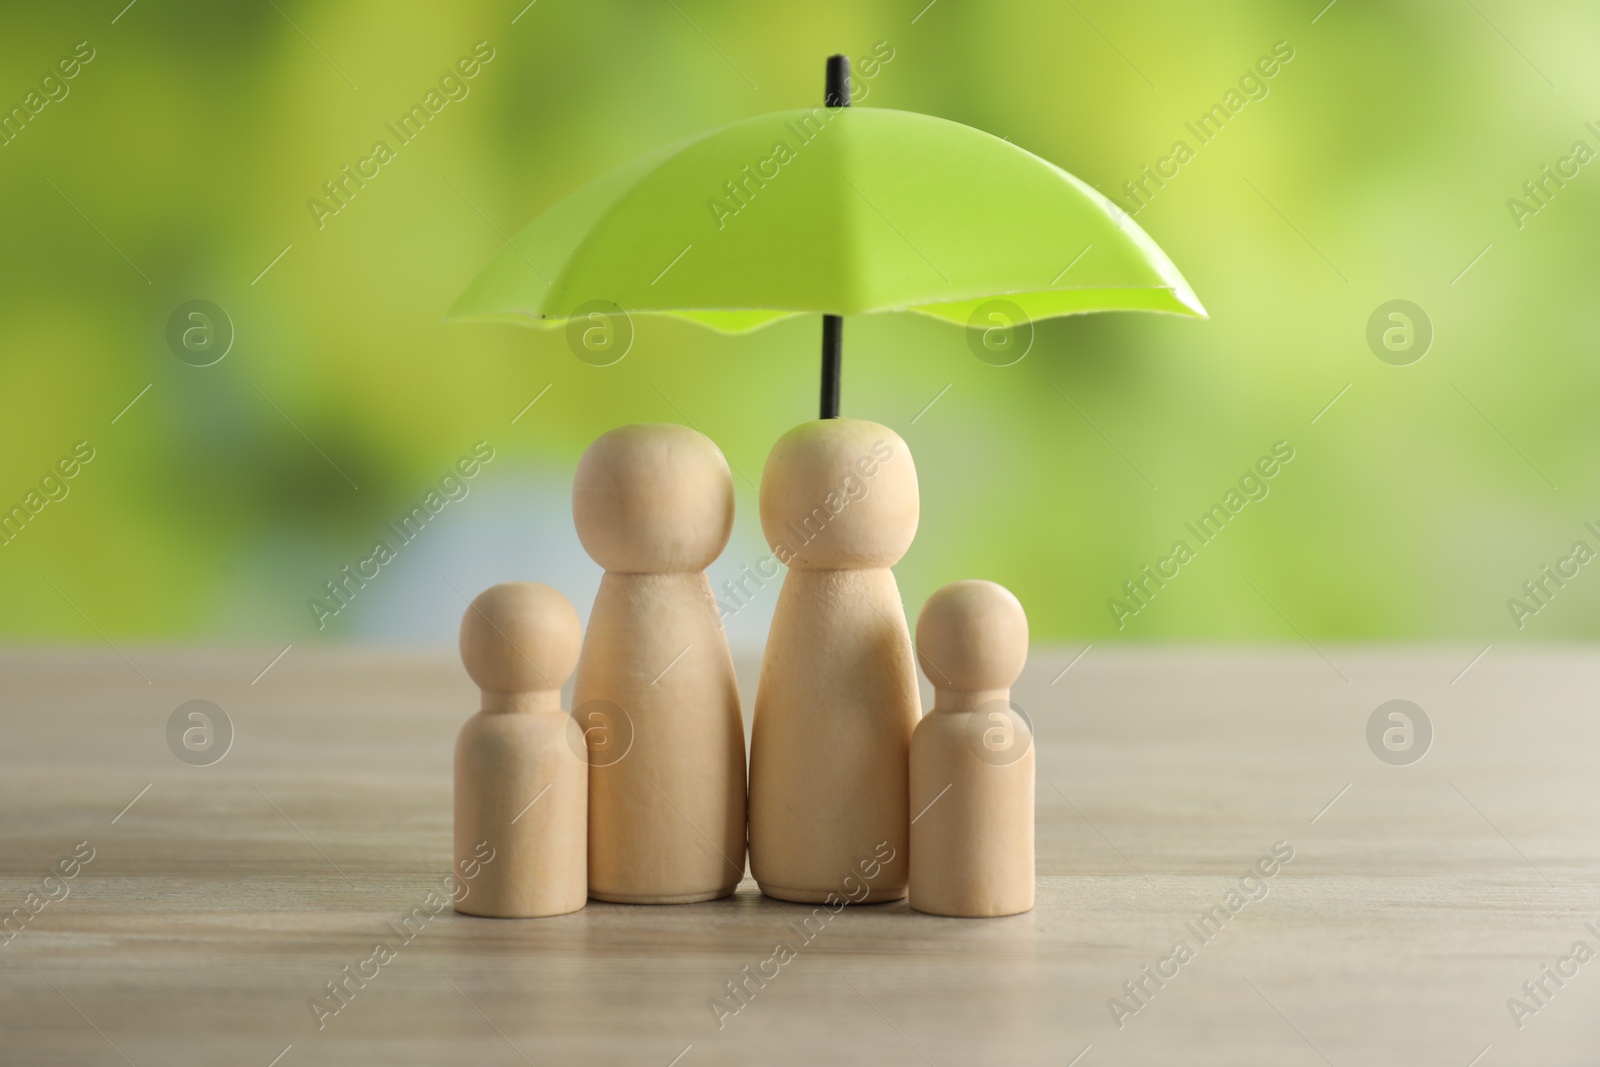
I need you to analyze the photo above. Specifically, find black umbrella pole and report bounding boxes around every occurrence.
[820,315,843,419]
[819,54,850,420]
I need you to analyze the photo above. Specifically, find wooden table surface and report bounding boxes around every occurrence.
[2,646,1596,1066]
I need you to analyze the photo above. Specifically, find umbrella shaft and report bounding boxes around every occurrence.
[819,55,851,421]
[820,315,843,419]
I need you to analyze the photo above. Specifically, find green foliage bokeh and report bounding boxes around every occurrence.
[2,0,1595,644]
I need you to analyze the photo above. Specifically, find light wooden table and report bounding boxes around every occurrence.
[2,647,1596,1065]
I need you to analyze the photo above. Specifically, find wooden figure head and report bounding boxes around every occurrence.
[573,423,735,573]
[759,418,918,569]
[459,581,582,697]
[915,580,1029,693]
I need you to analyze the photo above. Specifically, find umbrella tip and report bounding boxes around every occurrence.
[825,55,851,108]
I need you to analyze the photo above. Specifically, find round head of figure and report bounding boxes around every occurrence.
[459,582,582,694]
[573,424,735,573]
[759,419,918,569]
[915,580,1028,691]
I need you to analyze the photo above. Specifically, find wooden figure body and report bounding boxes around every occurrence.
[573,424,746,904]
[749,419,920,903]
[909,580,1034,918]
[454,582,587,918]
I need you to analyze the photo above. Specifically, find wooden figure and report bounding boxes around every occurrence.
[748,418,920,903]
[573,424,747,904]
[909,580,1034,918]
[454,581,587,918]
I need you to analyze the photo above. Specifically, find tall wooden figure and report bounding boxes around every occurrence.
[454,581,587,918]
[749,418,921,903]
[909,580,1034,917]
[574,424,747,904]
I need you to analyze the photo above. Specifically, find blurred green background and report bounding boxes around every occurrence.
[2,0,1595,647]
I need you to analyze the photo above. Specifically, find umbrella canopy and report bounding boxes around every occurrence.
[454,53,1203,423]
[449,106,1205,332]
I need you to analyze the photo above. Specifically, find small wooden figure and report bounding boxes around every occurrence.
[909,580,1034,918]
[573,424,747,904]
[749,418,921,903]
[454,582,587,918]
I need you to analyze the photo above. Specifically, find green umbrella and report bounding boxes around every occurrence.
[449,56,1205,417]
